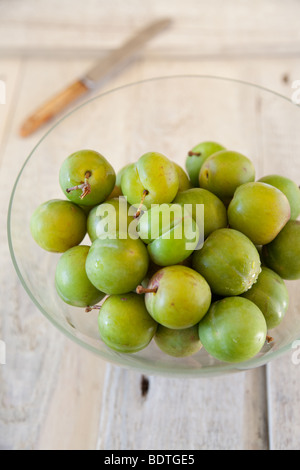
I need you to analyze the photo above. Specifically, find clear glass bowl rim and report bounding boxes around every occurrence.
[7,74,300,377]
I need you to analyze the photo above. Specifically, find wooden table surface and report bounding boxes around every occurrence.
[1,0,300,450]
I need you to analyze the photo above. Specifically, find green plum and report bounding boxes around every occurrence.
[185,141,226,187]
[174,187,228,238]
[192,228,261,296]
[262,220,300,280]
[85,232,149,294]
[55,245,105,307]
[140,256,193,289]
[199,150,255,204]
[137,204,200,266]
[228,182,291,245]
[116,163,131,188]
[258,174,300,220]
[140,265,211,329]
[30,199,87,253]
[98,293,157,353]
[59,149,116,206]
[154,324,202,357]
[121,152,179,209]
[173,163,192,192]
[87,197,134,242]
[105,163,132,201]
[106,185,123,200]
[242,267,289,329]
[198,297,267,363]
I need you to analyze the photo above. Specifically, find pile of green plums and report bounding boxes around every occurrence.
[30,143,300,364]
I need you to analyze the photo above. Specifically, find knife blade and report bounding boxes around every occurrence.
[20,18,172,138]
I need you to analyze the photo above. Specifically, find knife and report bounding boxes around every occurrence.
[19,18,172,138]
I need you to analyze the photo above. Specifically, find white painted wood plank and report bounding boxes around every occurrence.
[97,366,269,450]
[36,342,107,451]
[0,0,300,57]
[267,356,300,450]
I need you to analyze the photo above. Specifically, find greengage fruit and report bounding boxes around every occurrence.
[198,297,267,363]
[116,163,131,188]
[262,220,300,280]
[199,150,255,204]
[242,266,289,329]
[121,152,179,209]
[258,174,300,220]
[106,163,131,200]
[85,232,149,294]
[138,204,200,266]
[55,245,105,307]
[87,197,134,243]
[59,149,116,206]
[174,187,227,238]
[98,293,157,353]
[140,265,211,329]
[192,228,261,296]
[173,163,192,192]
[154,324,202,357]
[30,199,87,253]
[106,185,123,200]
[185,141,226,187]
[228,182,291,245]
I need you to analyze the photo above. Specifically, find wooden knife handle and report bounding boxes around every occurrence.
[19,80,89,138]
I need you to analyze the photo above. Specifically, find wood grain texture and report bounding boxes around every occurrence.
[0,0,300,57]
[97,365,269,450]
[267,355,300,450]
[1,0,300,450]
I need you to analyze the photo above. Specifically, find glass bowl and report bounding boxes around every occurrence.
[8,75,300,377]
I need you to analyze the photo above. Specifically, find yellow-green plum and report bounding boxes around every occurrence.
[121,152,179,209]
[185,141,226,187]
[98,293,157,353]
[140,265,211,329]
[59,149,116,206]
[116,163,131,188]
[242,267,289,329]
[262,220,300,280]
[199,150,255,205]
[30,199,87,253]
[173,187,228,239]
[228,182,291,245]
[137,204,200,266]
[106,185,123,201]
[155,324,202,357]
[198,297,267,363]
[55,245,105,307]
[173,163,192,192]
[192,228,261,296]
[258,174,300,220]
[87,197,135,243]
[85,232,149,294]
[106,163,131,201]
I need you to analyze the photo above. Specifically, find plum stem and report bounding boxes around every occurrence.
[134,189,149,218]
[85,294,109,313]
[136,285,158,294]
[66,171,92,199]
[85,305,102,313]
[188,151,202,157]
